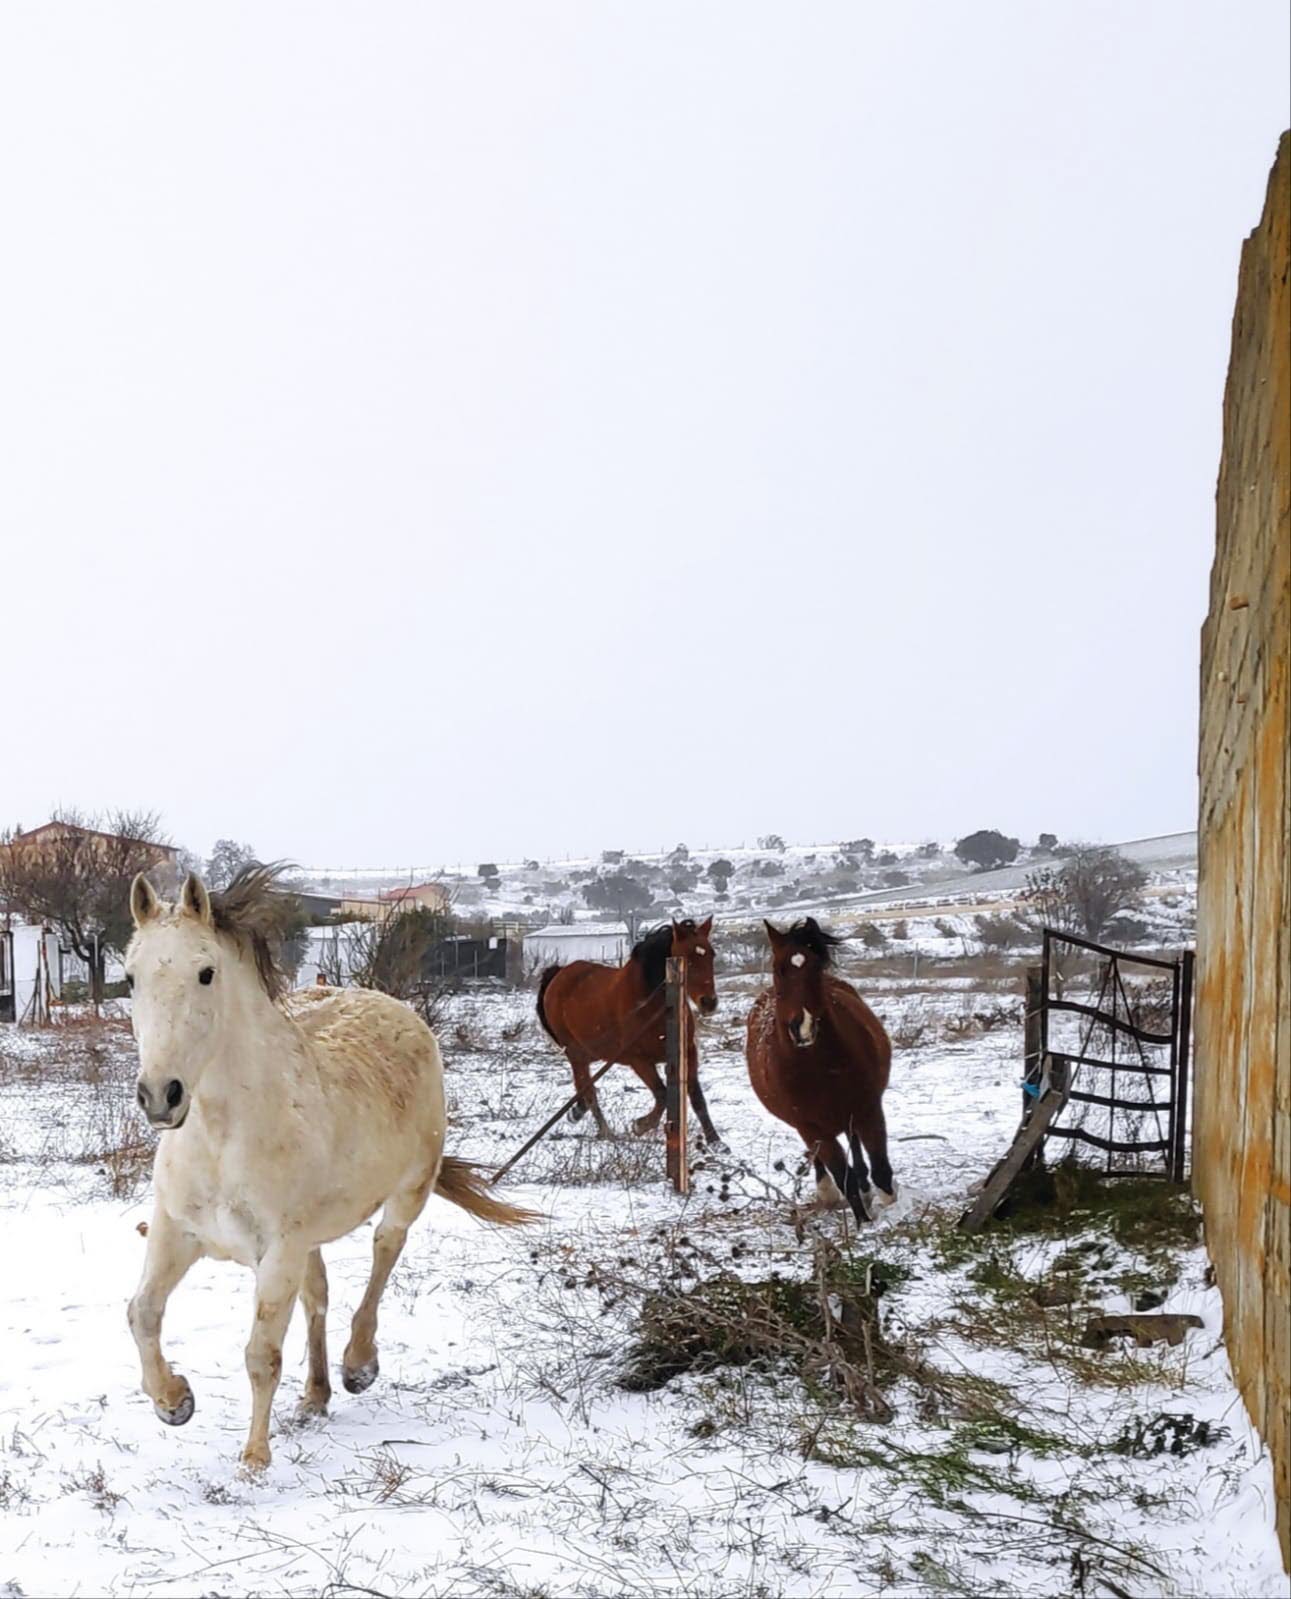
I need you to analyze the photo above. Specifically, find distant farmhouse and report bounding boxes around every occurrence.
[378,882,451,915]
[0,820,178,1022]
[522,922,630,974]
[0,820,177,878]
[323,881,452,925]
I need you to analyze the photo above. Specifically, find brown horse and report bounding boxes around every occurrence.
[745,918,896,1224]
[537,918,722,1145]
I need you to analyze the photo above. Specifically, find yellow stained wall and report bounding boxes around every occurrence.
[1195,130,1290,1570]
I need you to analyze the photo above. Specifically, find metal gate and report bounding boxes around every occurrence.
[1023,929,1194,1182]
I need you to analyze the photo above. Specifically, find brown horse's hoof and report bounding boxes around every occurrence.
[155,1381,195,1427]
[342,1356,379,1394]
[874,1182,899,1209]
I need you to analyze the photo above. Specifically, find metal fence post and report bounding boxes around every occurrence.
[1174,949,1195,1184]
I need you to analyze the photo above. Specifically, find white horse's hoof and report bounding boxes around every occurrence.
[342,1356,379,1394]
[155,1385,195,1426]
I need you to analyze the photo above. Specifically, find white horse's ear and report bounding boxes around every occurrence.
[131,874,161,927]
[180,873,213,924]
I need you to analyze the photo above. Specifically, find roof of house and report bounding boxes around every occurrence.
[525,922,630,940]
[378,882,447,902]
[4,821,177,857]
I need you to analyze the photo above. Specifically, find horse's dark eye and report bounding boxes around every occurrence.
[125,974,134,990]
[198,967,215,986]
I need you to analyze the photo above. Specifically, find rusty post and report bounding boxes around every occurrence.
[664,956,690,1193]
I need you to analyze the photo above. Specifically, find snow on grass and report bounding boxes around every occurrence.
[0,977,1281,1598]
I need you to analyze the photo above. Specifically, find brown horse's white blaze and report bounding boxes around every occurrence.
[536,918,722,1146]
[745,918,897,1224]
[124,865,534,1471]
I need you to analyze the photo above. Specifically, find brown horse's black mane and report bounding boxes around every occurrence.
[781,917,843,966]
[210,862,299,1001]
[632,920,694,991]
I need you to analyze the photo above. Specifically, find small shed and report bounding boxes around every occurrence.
[0,922,63,1024]
[522,922,630,974]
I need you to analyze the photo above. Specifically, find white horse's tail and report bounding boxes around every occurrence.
[436,1156,539,1226]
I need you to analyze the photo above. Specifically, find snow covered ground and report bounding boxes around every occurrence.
[0,972,1283,1598]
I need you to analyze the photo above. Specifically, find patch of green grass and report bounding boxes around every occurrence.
[1001,1164,1199,1256]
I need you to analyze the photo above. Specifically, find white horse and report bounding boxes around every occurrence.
[125,866,532,1469]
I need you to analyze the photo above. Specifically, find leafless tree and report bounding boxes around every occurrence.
[1020,844,1148,944]
[0,808,173,1002]
[343,906,455,1029]
[205,838,258,891]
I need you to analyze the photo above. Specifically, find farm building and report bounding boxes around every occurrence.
[378,881,451,915]
[1194,131,1290,1568]
[0,820,177,880]
[522,921,630,973]
[0,920,62,1024]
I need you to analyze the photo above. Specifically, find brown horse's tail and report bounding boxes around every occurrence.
[536,963,562,1042]
[435,1156,540,1226]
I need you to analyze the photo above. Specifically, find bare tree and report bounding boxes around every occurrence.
[343,906,455,1029]
[205,838,258,891]
[1020,844,1148,944]
[0,808,173,1002]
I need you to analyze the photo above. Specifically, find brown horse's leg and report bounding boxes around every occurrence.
[685,1047,723,1148]
[625,1060,667,1135]
[567,1051,614,1137]
[812,1132,872,1225]
[811,1159,846,1209]
[852,1104,897,1206]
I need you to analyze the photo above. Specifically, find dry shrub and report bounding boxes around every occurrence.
[66,1463,124,1513]
[889,1004,933,1049]
[974,913,1031,952]
[78,1081,156,1197]
[540,1133,661,1188]
[610,1235,904,1423]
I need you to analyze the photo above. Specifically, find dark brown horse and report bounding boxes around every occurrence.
[537,918,722,1145]
[745,918,896,1223]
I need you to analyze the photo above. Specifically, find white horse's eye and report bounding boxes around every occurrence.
[199,967,215,986]
[125,973,135,990]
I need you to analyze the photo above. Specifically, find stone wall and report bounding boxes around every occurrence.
[1195,130,1290,1570]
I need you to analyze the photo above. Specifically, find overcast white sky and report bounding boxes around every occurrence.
[1,4,1287,867]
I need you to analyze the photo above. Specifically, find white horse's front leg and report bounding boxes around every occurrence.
[242,1248,304,1471]
[128,1207,204,1426]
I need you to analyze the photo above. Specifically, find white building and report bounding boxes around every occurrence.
[294,924,369,989]
[521,922,630,973]
[0,923,63,1025]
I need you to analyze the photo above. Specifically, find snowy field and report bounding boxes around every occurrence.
[0,968,1284,1598]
